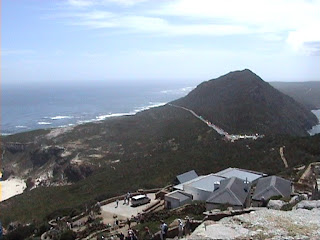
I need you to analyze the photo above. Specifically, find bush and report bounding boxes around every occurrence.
[60,230,76,240]
[4,225,35,240]
[46,207,82,220]
[35,223,50,237]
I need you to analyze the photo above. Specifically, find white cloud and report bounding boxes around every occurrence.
[107,0,149,7]
[62,0,320,53]
[287,25,320,55]
[67,0,94,7]
[155,0,320,53]
[61,10,252,36]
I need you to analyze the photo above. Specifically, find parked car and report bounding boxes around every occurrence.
[131,195,151,207]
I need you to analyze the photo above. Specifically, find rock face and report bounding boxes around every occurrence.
[172,69,318,136]
[189,209,320,239]
[267,200,285,210]
[295,200,320,210]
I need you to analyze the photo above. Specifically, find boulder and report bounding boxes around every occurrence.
[267,200,285,210]
[289,194,308,205]
[295,200,320,210]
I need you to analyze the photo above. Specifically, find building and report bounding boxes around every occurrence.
[206,177,251,210]
[164,190,193,209]
[174,170,198,185]
[215,167,266,184]
[181,174,227,201]
[252,176,292,206]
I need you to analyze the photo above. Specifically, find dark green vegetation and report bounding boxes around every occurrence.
[173,69,318,136]
[1,70,319,228]
[1,104,320,226]
[271,81,320,110]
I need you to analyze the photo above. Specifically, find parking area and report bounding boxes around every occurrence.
[100,193,156,224]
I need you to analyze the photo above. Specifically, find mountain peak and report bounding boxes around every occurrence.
[172,70,317,136]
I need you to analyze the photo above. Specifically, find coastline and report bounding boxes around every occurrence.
[0,177,26,202]
[1,102,167,137]
[309,109,320,136]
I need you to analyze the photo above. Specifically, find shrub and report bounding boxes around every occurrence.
[4,225,35,240]
[60,230,76,240]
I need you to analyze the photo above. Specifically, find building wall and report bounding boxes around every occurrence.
[183,185,212,201]
[180,197,192,206]
[164,195,192,209]
[206,203,243,211]
[164,197,180,209]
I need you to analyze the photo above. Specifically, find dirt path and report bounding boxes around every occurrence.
[279,146,288,168]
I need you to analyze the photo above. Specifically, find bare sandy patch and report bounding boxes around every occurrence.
[46,126,74,139]
[0,177,26,202]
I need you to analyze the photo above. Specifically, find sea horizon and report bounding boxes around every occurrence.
[1,81,196,136]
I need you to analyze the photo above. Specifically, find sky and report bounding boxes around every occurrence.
[2,0,320,85]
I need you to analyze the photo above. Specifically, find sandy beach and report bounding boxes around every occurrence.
[0,177,27,202]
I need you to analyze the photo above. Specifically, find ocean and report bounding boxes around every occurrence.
[308,109,320,136]
[1,81,195,135]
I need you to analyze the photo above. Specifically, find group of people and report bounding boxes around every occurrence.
[160,217,191,240]
[123,192,132,205]
[99,217,191,240]
[115,192,132,208]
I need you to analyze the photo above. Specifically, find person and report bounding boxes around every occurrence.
[127,228,137,240]
[116,199,119,208]
[184,216,191,236]
[114,218,119,229]
[127,192,131,205]
[160,220,168,240]
[178,219,184,238]
[127,218,131,228]
[0,221,3,240]
[119,232,125,240]
[144,226,153,240]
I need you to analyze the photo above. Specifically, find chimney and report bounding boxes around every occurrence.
[244,178,249,192]
[214,181,220,191]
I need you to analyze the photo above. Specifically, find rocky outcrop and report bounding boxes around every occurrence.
[295,200,320,210]
[267,200,285,210]
[30,146,64,167]
[188,208,320,239]
[64,164,94,182]
[4,142,31,153]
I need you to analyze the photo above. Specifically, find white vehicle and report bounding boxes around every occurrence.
[131,194,151,207]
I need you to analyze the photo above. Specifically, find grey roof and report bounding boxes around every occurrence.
[165,190,193,202]
[253,176,292,201]
[176,170,198,184]
[174,175,207,190]
[206,177,251,206]
[185,174,226,192]
[215,167,265,183]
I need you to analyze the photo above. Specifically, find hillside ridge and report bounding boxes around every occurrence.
[172,69,318,136]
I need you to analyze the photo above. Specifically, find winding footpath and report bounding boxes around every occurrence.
[279,146,289,168]
[168,104,264,142]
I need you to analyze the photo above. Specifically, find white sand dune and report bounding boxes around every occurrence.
[0,177,26,202]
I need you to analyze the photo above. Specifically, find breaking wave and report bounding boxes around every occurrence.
[38,122,52,125]
[50,116,74,120]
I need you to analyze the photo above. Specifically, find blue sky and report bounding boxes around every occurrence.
[2,0,320,84]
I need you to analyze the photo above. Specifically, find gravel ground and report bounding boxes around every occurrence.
[188,208,320,240]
